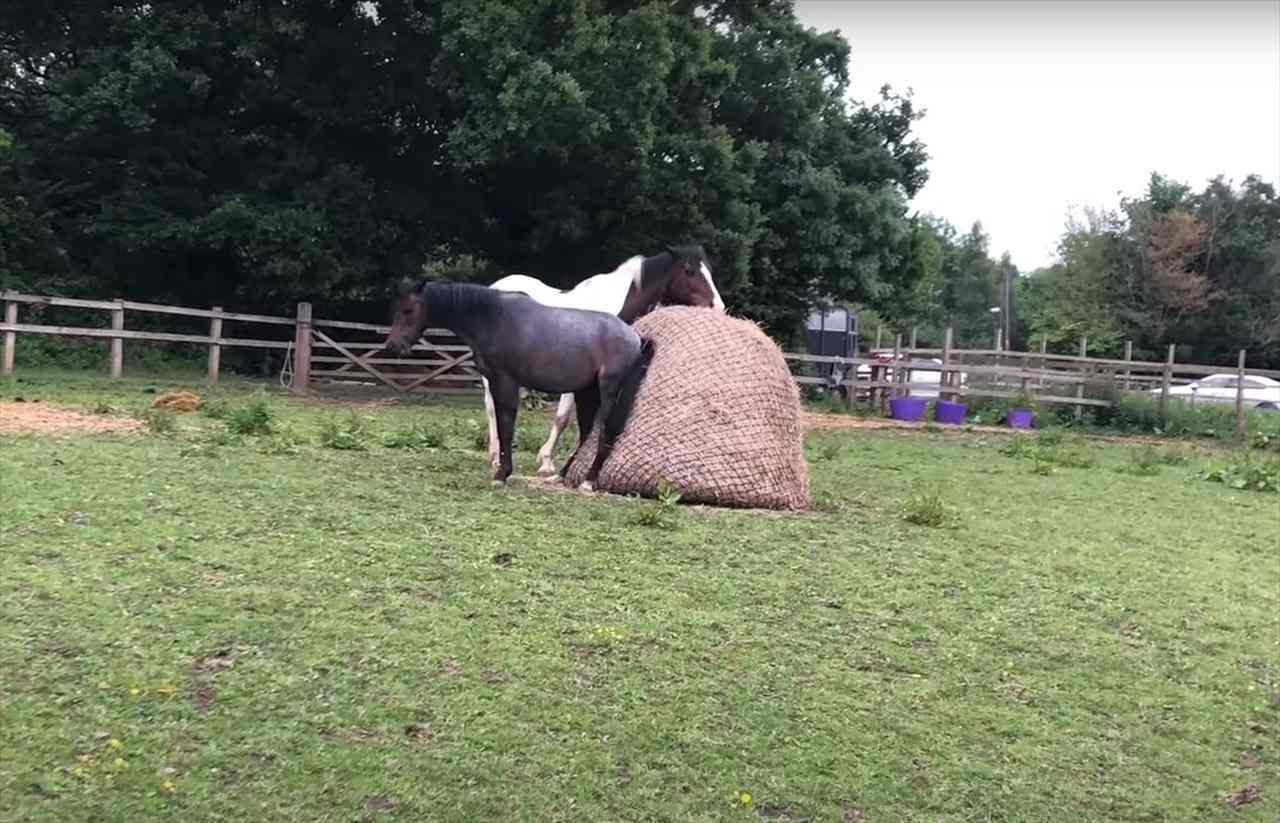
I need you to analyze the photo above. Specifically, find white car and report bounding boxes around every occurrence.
[1149,373,1280,411]
[856,350,967,399]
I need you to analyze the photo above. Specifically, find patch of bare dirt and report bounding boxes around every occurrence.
[362,795,400,821]
[1223,784,1261,810]
[190,647,242,716]
[0,402,142,435]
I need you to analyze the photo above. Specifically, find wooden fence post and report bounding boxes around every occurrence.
[110,299,125,378]
[1159,344,1175,424]
[941,326,953,402]
[1074,336,1088,421]
[292,302,313,392]
[1235,349,1247,440]
[892,333,903,399]
[2,300,16,375]
[1038,335,1047,388]
[875,325,883,350]
[1123,341,1133,391]
[207,306,223,384]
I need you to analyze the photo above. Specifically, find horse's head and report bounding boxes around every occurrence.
[385,278,430,355]
[654,244,725,313]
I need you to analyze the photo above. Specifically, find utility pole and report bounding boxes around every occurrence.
[999,257,1015,349]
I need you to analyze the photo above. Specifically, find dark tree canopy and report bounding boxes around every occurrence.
[0,0,928,335]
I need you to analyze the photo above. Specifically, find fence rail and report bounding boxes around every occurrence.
[0,290,479,393]
[785,329,1277,439]
[3,290,1276,438]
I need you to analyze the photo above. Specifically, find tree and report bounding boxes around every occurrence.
[0,0,929,337]
[1017,173,1280,367]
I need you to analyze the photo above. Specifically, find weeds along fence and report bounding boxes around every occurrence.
[784,327,1280,438]
[0,291,482,395]
[5,290,1279,438]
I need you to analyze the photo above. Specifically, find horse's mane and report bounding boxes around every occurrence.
[419,279,504,318]
[666,243,707,261]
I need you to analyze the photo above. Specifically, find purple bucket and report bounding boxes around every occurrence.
[933,400,967,425]
[1007,408,1035,429]
[889,396,927,422]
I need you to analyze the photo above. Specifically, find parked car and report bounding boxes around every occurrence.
[1147,373,1280,410]
[856,350,967,399]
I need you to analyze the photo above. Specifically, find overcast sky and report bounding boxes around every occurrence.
[793,0,1280,271]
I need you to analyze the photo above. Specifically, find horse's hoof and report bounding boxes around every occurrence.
[538,473,563,484]
[535,464,558,477]
[579,480,595,493]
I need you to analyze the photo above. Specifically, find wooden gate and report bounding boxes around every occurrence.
[297,308,482,394]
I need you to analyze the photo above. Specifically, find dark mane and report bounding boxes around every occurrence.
[421,280,505,320]
[666,243,706,261]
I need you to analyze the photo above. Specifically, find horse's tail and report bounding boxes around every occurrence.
[604,337,656,442]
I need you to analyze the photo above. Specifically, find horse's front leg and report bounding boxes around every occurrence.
[489,377,520,484]
[536,393,575,477]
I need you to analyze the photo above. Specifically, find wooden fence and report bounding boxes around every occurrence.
[4,290,1278,438]
[0,291,482,394]
[784,327,1280,438]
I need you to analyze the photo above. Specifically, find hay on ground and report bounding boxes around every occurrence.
[563,306,810,510]
[151,390,201,412]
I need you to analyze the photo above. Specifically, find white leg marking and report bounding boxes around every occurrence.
[482,377,500,468]
[702,262,725,312]
[537,393,575,476]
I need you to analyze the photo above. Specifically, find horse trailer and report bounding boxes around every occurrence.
[803,305,858,390]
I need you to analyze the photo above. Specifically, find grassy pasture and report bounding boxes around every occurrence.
[1,370,1277,822]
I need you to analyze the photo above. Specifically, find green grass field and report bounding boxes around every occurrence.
[2,371,1277,822]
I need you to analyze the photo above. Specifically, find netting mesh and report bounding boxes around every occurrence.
[563,306,811,510]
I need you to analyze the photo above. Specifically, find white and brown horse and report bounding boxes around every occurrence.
[485,245,724,475]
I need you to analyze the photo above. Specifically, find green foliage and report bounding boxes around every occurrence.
[259,426,307,457]
[1018,174,1280,368]
[902,484,957,527]
[1250,430,1280,452]
[807,436,844,462]
[631,477,683,529]
[319,413,374,451]
[1001,432,1096,470]
[225,396,274,436]
[0,1,928,339]
[199,397,230,420]
[383,422,446,450]
[137,406,177,435]
[1199,453,1280,493]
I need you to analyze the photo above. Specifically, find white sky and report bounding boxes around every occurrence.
[793,0,1280,271]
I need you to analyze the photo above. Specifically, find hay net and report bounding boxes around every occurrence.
[564,305,810,510]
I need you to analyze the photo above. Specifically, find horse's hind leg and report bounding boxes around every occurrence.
[582,343,650,489]
[536,393,575,477]
[558,387,599,485]
[481,377,501,469]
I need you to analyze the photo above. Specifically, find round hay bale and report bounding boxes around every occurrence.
[563,306,810,510]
